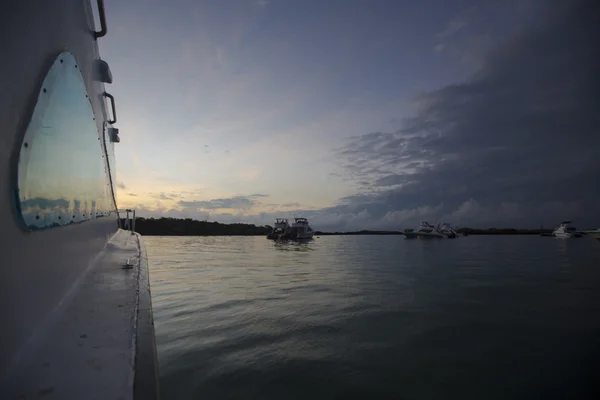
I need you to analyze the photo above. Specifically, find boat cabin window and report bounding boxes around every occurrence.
[16,52,114,230]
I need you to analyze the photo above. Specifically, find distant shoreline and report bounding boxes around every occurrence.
[122,217,556,237]
[316,230,553,236]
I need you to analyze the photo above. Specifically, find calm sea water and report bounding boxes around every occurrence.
[145,235,600,400]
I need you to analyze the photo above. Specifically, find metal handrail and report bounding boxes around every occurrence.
[102,123,119,215]
[103,92,117,124]
[94,0,108,38]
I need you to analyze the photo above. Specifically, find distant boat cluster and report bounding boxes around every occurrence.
[265,218,600,243]
[545,221,600,241]
[404,221,463,239]
[266,218,315,241]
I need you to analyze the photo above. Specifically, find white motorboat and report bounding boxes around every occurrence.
[288,217,315,240]
[438,223,458,238]
[266,218,290,240]
[404,221,444,239]
[552,221,582,238]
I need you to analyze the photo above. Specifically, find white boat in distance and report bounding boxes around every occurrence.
[582,228,600,242]
[404,221,444,239]
[266,218,290,239]
[552,221,582,238]
[289,218,315,240]
[438,223,459,238]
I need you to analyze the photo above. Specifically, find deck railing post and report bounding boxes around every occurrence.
[132,210,136,235]
[125,209,130,230]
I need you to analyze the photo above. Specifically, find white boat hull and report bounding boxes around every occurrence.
[553,232,582,238]
[405,231,444,239]
[554,232,572,239]
[583,230,600,241]
[295,232,314,240]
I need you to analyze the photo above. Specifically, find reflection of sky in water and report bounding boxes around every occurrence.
[146,235,600,399]
[272,241,314,253]
[17,52,114,229]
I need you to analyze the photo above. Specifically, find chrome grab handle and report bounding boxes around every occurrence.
[103,92,117,124]
[94,0,108,38]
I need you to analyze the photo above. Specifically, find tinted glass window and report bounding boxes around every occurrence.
[17,52,114,230]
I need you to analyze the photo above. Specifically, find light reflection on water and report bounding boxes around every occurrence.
[146,235,600,399]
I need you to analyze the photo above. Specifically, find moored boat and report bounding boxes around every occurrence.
[404,221,444,239]
[552,221,582,238]
[582,228,600,241]
[267,217,314,240]
[438,223,458,238]
[288,217,315,240]
[267,218,291,240]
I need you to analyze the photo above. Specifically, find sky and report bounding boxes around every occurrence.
[100,0,600,230]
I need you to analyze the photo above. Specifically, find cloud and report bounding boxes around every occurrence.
[177,194,268,210]
[433,5,479,60]
[281,202,301,208]
[126,193,138,197]
[432,1,537,70]
[148,192,177,201]
[433,44,445,53]
[436,11,470,41]
[332,0,600,228]
[119,0,599,232]
[134,206,211,222]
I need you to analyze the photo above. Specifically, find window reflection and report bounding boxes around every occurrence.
[17,52,115,230]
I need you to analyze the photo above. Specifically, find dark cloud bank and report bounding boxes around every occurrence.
[324,0,600,230]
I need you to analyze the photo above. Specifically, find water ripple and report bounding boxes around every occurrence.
[146,235,600,399]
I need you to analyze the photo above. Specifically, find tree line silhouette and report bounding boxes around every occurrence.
[120,217,554,236]
[120,217,272,236]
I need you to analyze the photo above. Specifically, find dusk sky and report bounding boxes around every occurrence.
[100,0,599,230]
